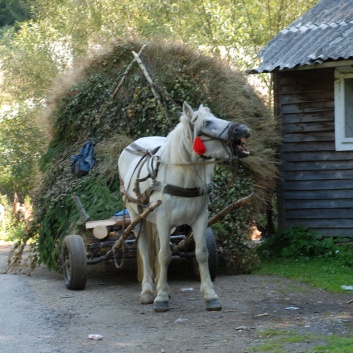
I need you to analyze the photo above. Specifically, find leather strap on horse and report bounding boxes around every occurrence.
[163,183,212,197]
[120,144,161,213]
[121,142,212,211]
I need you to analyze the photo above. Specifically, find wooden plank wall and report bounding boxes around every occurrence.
[275,68,353,237]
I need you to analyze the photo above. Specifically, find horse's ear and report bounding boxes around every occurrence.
[183,101,194,121]
[199,104,210,112]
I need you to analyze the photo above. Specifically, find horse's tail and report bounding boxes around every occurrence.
[137,220,159,283]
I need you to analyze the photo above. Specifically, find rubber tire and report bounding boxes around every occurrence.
[191,227,218,281]
[61,234,87,290]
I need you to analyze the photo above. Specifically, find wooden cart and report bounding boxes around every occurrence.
[61,194,252,290]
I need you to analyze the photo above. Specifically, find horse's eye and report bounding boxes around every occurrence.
[203,120,211,127]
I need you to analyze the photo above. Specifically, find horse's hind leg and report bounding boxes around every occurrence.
[193,218,222,311]
[153,220,172,312]
[137,219,156,304]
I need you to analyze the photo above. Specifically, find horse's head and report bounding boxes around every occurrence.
[182,101,250,160]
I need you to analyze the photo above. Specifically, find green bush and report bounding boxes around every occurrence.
[257,226,353,265]
[254,226,353,292]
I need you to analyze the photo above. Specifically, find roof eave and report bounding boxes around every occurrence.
[247,58,353,75]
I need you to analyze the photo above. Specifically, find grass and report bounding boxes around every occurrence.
[312,336,353,353]
[254,226,353,293]
[249,227,353,352]
[251,259,353,352]
[253,257,353,293]
[249,329,353,353]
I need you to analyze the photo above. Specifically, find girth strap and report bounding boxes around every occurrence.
[163,183,213,197]
[122,142,212,213]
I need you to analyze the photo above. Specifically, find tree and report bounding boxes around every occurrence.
[0,0,320,198]
[0,0,32,27]
[0,105,46,197]
[1,0,320,101]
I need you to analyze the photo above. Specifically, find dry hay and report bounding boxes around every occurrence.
[14,39,279,273]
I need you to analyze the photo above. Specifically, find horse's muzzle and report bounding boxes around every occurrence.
[230,124,250,158]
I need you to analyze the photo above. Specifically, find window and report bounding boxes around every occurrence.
[335,69,353,150]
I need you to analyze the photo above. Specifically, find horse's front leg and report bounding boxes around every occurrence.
[153,220,172,312]
[193,217,222,311]
[137,220,156,304]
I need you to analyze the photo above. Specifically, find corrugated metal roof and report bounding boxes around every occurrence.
[250,0,353,73]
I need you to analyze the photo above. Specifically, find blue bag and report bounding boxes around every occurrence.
[113,209,129,217]
[71,140,95,177]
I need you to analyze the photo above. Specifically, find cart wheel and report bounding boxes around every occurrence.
[61,234,87,290]
[191,227,218,281]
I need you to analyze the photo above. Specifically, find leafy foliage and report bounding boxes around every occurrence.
[257,226,353,267]
[0,0,320,103]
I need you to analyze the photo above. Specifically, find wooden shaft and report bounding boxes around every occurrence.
[104,200,162,259]
[175,194,253,251]
[207,194,253,227]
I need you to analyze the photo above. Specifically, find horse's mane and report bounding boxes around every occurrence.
[163,108,202,164]
[162,106,217,165]
[162,114,195,164]
[160,107,215,191]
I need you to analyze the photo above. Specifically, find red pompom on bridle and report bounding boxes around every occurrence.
[193,136,206,155]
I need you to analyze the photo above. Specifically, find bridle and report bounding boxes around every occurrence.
[195,121,241,160]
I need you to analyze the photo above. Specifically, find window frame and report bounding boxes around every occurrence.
[334,68,353,151]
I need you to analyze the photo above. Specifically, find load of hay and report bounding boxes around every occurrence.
[10,39,279,274]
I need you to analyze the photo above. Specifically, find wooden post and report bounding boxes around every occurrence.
[131,50,170,120]
[72,194,90,223]
[112,45,147,100]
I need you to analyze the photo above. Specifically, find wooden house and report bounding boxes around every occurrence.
[249,0,353,236]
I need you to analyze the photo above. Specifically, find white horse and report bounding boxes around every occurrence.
[118,101,250,312]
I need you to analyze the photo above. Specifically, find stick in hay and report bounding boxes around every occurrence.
[112,45,147,100]
[99,45,147,119]
[131,50,161,104]
[131,50,170,120]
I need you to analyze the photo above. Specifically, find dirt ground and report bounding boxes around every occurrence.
[0,240,352,353]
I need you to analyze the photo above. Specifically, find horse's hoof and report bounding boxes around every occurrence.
[205,299,222,311]
[153,301,169,312]
[140,292,155,305]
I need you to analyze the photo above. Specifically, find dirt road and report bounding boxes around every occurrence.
[0,241,352,353]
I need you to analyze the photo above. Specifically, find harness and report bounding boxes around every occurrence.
[120,121,245,212]
[120,143,212,213]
